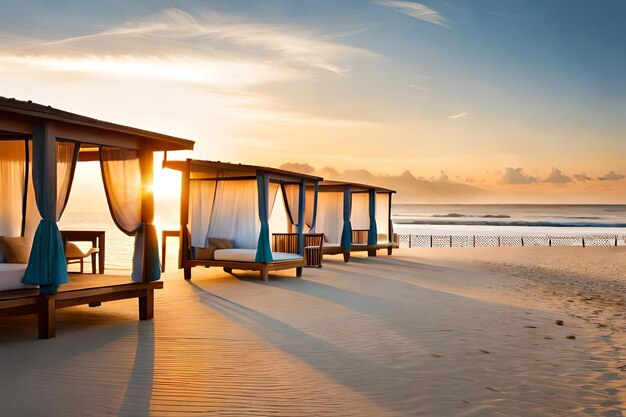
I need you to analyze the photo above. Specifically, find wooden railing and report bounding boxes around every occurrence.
[394,234,626,248]
[352,229,369,244]
[272,233,299,254]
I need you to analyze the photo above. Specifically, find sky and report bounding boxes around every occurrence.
[0,0,625,204]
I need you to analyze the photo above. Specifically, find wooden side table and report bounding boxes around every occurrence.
[60,230,105,274]
[161,230,180,272]
[304,233,324,267]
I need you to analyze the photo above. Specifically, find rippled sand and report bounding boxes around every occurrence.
[0,248,624,416]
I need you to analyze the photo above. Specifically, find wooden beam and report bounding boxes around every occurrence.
[54,121,142,150]
[0,110,33,135]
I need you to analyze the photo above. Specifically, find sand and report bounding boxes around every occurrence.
[0,247,624,416]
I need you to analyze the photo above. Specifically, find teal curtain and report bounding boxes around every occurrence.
[132,223,161,282]
[23,221,67,293]
[297,181,306,255]
[340,185,352,252]
[368,189,378,245]
[255,172,273,262]
[310,181,319,232]
[23,128,78,294]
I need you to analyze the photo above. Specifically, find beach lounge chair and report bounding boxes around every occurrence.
[65,242,99,274]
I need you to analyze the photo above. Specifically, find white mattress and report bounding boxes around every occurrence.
[0,263,36,292]
[324,243,341,248]
[213,249,302,263]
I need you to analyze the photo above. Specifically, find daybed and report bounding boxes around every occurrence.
[164,159,322,282]
[315,180,396,262]
[0,97,194,338]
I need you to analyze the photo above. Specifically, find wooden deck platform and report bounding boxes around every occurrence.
[0,275,162,339]
[184,259,304,282]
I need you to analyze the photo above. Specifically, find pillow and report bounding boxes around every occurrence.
[0,236,30,264]
[208,238,234,249]
[192,246,216,260]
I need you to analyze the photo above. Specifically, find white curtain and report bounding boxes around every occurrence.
[304,188,315,232]
[56,141,79,219]
[351,192,369,230]
[0,140,26,237]
[281,183,300,226]
[315,191,343,244]
[194,179,279,250]
[189,180,216,247]
[100,147,142,233]
[269,182,280,216]
[376,193,390,243]
[207,180,260,249]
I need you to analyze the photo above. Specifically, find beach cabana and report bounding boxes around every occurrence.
[314,180,395,262]
[0,97,194,338]
[164,159,322,281]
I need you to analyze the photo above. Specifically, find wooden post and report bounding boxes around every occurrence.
[38,294,56,339]
[498,236,501,247]
[473,235,476,247]
[582,238,585,247]
[139,288,154,320]
[521,237,524,247]
[430,235,433,247]
[180,160,191,279]
[450,236,452,247]
[260,265,269,282]
[297,180,306,256]
[296,266,303,278]
[139,149,156,283]
[388,193,394,247]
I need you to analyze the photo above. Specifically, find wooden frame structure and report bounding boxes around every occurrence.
[317,180,396,262]
[164,159,322,282]
[0,97,194,338]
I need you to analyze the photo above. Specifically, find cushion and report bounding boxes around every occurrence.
[213,249,302,263]
[192,246,216,260]
[208,238,234,249]
[0,263,35,291]
[0,236,30,264]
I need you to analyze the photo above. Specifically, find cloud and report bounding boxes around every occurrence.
[544,168,572,184]
[404,83,430,92]
[319,166,341,179]
[573,172,592,182]
[597,171,625,181]
[32,8,376,76]
[279,162,315,175]
[447,112,468,119]
[501,167,537,184]
[374,1,450,28]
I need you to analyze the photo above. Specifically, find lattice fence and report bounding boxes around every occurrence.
[395,234,626,248]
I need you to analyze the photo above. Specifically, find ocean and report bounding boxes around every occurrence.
[393,204,626,236]
[59,204,626,271]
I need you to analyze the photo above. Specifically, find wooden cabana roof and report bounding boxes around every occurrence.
[164,159,324,183]
[0,96,194,152]
[318,180,395,194]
